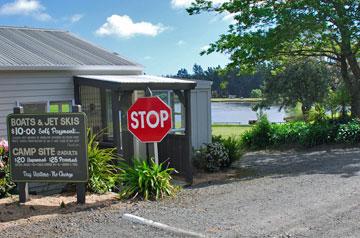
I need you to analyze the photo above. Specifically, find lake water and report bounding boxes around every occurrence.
[212,102,286,124]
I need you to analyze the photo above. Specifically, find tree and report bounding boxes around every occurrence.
[325,83,351,119]
[250,89,262,98]
[176,68,190,78]
[188,0,360,117]
[192,64,206,80]
[261,59,330,120]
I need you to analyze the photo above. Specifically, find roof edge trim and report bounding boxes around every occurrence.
[0,65,144,72]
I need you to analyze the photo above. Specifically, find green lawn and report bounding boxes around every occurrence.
[212,124,252,138]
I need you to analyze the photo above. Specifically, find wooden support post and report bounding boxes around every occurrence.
[76,183,86,204]
[112,90,122,155]
[72,105,86,204]
[100,89,108,141]
[14,106,29,203]
[120,91,134,164]
[184,90,193,184]
[74,81,81,105]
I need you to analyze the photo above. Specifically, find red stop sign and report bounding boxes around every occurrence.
[127,96,172,143]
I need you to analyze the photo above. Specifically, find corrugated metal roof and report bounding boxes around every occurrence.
[0,26,142,71]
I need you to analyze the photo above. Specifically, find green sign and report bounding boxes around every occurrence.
[7,113,88,182]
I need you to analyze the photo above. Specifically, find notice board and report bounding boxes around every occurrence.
[7,113,88,182]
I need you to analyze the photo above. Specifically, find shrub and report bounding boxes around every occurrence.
[194,142,230,172]
[241,119,344,149]
[0,139,15,198]
[336,119,360,144]
[300,121,338,147]
[212,135,243,164]
[87,131,119,194]
[270,121,308,146]
[118,159,177,200]
[241,116,272,149]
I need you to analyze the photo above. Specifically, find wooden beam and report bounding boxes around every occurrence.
[119,91,134,164]
[184,89,193,184]
[74,80,81,105]
[100,89,108,141]
[174,90,185,105]
[111,90,122,155]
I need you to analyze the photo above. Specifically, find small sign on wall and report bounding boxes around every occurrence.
[7,113,88,183]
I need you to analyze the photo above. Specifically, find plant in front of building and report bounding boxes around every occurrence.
[194,142,230,172]
[212,135,243,165]
[87,130,119,194]
[0,139,15,198]
[118,159,178,200]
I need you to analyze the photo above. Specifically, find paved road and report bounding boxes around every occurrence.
[2,148,360,237]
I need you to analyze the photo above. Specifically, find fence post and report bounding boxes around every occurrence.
[72,105,86,204]
[13,106,29,203]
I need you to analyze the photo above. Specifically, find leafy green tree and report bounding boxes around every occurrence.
[325,85,351,119]
[188,0,360,117]
[262,59,330,120]
[250,89,262,98]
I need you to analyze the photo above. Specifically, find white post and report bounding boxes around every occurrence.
[154,142,159,164]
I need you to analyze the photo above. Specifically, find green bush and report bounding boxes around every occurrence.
[0,139,15,198]
[87,130,119,194]
[212,135,243,164]
[336,119,360,144]
[118,159,177,200]
[194,142,230,172]
[240,117,352,149]
[270,121,308,146]
[241,116,272,149]
[300,122,338,147]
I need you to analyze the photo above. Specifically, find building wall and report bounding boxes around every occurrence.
[0,69,142,138]
[191,80,212,149]
[0,73,74,138]
[0,69,141,194]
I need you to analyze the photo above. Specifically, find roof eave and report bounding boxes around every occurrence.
[74,76,197,91]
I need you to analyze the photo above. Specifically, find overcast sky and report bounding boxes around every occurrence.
[0,0,231,75]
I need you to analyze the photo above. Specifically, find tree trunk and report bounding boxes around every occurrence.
[338,56,360,118]
[301,105,310,122]
[350,89,360,118]
[346,53,360,82]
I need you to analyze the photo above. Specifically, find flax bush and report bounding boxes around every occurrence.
[87,130,119,194]
[118,159,178,200]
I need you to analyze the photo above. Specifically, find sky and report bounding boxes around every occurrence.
[0,0,232,75]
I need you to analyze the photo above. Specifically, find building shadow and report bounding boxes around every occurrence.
[189,147,360,189]
[0,193,119,223]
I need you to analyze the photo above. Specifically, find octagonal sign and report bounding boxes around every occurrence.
[127,96,172,143]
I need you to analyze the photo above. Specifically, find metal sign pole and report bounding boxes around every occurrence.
[145,87,159,165]
[154,143,159,165]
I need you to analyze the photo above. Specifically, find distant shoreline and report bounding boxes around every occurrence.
[211,98,262,103]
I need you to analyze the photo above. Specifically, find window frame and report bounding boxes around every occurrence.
[18,100,74,113]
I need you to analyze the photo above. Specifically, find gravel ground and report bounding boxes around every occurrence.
[2,148,360,237]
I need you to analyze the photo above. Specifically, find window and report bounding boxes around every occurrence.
[153,90,185,133]
[20,101,72,113]
[50,101,72,113]
[21,103,47,114]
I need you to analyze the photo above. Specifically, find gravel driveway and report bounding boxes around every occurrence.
[2,148,360,237]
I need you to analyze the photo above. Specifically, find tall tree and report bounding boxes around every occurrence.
[193,64,205,79]
[176,68,190,78]
[262,59,330,120]
[188,0,360,116]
